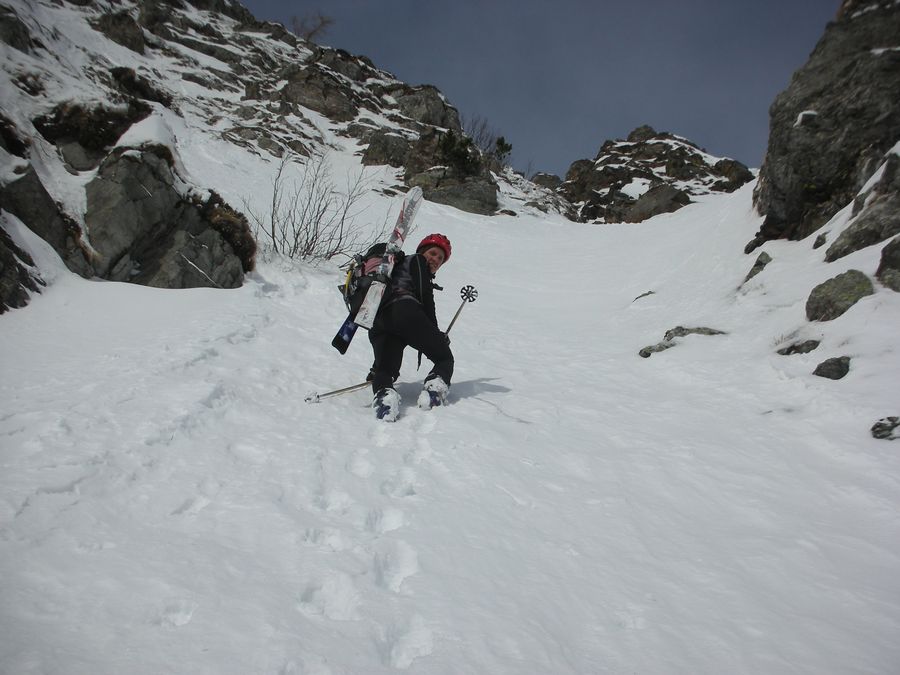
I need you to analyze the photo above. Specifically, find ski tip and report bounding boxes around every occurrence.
[304,392,320,404]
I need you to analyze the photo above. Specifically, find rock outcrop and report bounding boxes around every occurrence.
[559,125,752,224]
[638,326,727,358]
[813,356,852,380]
[871,416,900,440]
[0,224,43,313]
[824,154,900,262]
[748,0,900,251]
[805,270,875,321]
[777,340,821,356]
[1,167,94,278]
[876,235,900,291]
[1,0,493,311]
[84,147,253,288]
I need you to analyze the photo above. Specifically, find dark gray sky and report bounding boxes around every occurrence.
[239,0,837,177]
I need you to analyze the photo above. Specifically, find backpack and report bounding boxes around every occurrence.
[339,243,406,316]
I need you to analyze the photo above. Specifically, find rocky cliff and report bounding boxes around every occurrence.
[748,0,900,252]
[0,0,498,312]
[4,0,897,320]
[552,124,753,224]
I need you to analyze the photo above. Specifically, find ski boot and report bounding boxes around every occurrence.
[417,376,449,410]
[373,387,401,422]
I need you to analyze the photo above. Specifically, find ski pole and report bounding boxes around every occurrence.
[305,380,371,404]
[306,284,478,404]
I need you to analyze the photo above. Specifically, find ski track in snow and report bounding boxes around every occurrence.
[3,186,900,673]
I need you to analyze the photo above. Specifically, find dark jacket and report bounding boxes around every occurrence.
[369,252,451,392]
[387,253,437,326]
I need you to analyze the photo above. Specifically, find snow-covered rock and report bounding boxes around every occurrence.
[558,124,753,223]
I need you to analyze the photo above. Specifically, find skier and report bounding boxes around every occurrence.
[369,233,453,421]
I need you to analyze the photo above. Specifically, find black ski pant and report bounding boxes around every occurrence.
[368,299,453,394]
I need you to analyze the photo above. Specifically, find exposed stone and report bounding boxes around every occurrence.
[663,326,727,340]
[871,416,900,440]
[33,101,152,170]
[408,168,498,215]
[639,326,726,358]
[84,147,251,288]
[94,10,146,54]
[400,129,498,215]
[168,33,242,66]
[0,113,29,157]
[0,5,40,53]
[183,0,255,24]
[639,342,676,358]
[0,167,93,276]
[0,224,44,313]
[393,85,461,132]
[824,155,900,261]
[85,148,180,277]
[361,131,412,168]
[748,1,900,251]
[276,64,358,122]
[805,269,875,321]
[777,340,821,355]
[875,235,900,291]
[627,125,656,143]
[560,125,751,224]
[136,0,177,38]
[182,71,237,93]
[743,251,773,284]
[532,173,562,190]
[712,159,754,192]
[624,184,690,223]
[110,67,174,107]
[311,47,373,82]
[813,356,851,379]
[813,233,828,249]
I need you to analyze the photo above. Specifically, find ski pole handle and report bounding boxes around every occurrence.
[446,285,478,333]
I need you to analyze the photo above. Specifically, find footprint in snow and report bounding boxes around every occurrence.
[301,527,348,552]
[380,467,417,499]
[170,478,220,516]
[365,506,406,534]
[227,440,269,464]
[313,489,355,514]
[296,571,361,621]
[377,614,435,669]
[346,448,374,478]
[373,540,419,593]
[154,598,197,628]
[404,427,434,466]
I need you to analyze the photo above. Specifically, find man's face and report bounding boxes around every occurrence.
[422,246,445,274]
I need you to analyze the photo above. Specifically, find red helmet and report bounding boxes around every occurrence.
[416,233,451,262]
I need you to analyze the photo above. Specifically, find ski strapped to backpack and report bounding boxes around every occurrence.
[339,243,392,317]
[331,186,423,354]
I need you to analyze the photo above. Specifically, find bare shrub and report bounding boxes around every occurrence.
[462,113,513,167]
[245,151,386,261]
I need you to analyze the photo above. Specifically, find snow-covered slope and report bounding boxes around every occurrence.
[3,0,900,672]
[3,175,900,673]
